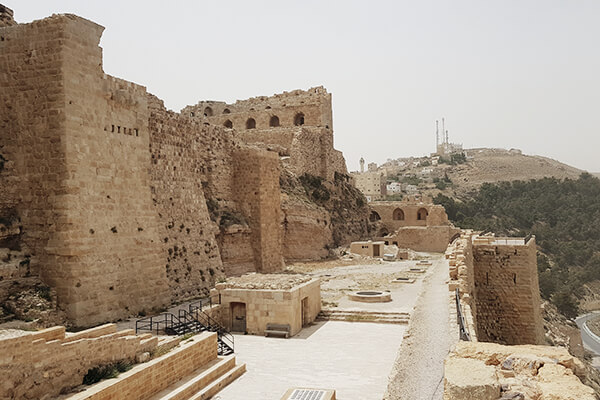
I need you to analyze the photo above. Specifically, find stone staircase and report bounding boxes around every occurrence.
[317,308,410,324]
[149,354,245,400]
[64,332,245,400]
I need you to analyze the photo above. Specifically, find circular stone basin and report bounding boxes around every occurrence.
[348,290,392,303]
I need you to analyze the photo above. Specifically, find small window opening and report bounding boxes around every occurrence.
[224,120,233,129]
[204,106,213,117]
[246,118,256,129]
[269,115,280,127]
[223,108,231,114]
[294,113,305,126]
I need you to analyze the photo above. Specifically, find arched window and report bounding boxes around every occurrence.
[369,211,381,222]
[392,208,405,220]
[417,207,428,221]
[223,108,231,114]
[379,227,389,237]
[224,120,233,129]
[269,116,280,127]
[246,118,256,129]
[294,112,305,126]
[204,106,213,117]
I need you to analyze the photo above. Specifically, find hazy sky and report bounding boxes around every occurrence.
[13,1,600,172]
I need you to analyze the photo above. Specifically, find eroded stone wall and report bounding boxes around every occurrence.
[148,95,225,301]
[182,86,346,180]
[472,236,545,345]
[234,148,283,273]
[447,233,545,345]
[0,14,168,326]
[371,198,459,252]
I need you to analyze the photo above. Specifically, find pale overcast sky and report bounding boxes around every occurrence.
[12,1,600,172]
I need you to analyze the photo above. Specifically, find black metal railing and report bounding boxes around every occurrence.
[188,298,235,353]
[134,296,233,355]
[135,313,181,336]
[455,288,471,341]
[188,293,220,314]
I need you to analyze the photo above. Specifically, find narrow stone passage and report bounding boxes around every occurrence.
[384,256,458,400]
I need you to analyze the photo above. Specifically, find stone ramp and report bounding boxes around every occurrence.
[317,308,409,324]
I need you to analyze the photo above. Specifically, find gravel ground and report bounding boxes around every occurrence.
[384,256,458,400]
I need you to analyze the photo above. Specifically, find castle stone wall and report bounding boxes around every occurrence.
[182,87,346,180]
[472,236,545,345]
[0,14,169,326]
[447,233,545,345]
[147,95,225,301]
[234,148,284,273]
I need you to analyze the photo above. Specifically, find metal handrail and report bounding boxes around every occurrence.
[189,307,234,352]
[455,288,471,341]
[135,313,180,335]
[188,294,220,314]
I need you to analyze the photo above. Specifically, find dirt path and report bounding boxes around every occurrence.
[384,256,458,400]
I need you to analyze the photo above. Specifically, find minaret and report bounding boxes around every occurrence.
[435,120,439,149]
[359,157,365,173]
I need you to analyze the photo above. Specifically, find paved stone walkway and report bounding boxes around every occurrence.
[214,320,407,400]
[384,256,458,400]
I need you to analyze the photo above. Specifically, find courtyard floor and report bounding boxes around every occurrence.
[213,320,407,400]
[215,255,449,399]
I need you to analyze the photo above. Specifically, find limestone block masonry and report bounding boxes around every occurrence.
[471,236,545,345]
[182,87,347,181]
[0,324,159,399]
[0,14,169,326]
[0,6,362,327]
[371,198,461,252]
[447,233,545,345]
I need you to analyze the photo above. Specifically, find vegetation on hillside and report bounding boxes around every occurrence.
[434,173,600,318]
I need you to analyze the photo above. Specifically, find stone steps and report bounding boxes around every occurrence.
[317,308,410,324]
[149,354,244,400]
[187,363,246,400]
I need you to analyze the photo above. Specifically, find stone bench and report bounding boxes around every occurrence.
[264,323,291,338]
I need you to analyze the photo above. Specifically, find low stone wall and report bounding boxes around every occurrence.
[0,324,158,400]
[444,341,596,400]
[65,332,217,400]
[380,225,460,253]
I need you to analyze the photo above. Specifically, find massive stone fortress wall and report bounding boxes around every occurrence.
[0,14,169,326]
[0,7,360,326]
[147,95,226,301]
[0,11,287,326]
[447,233,545,345]
[182,87,347,181]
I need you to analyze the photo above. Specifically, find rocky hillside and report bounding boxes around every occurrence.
[381,148,583,200]
[446,148,582,195]
[280,169,373,260]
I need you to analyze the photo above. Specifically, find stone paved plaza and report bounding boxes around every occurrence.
[214,320,407,400]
